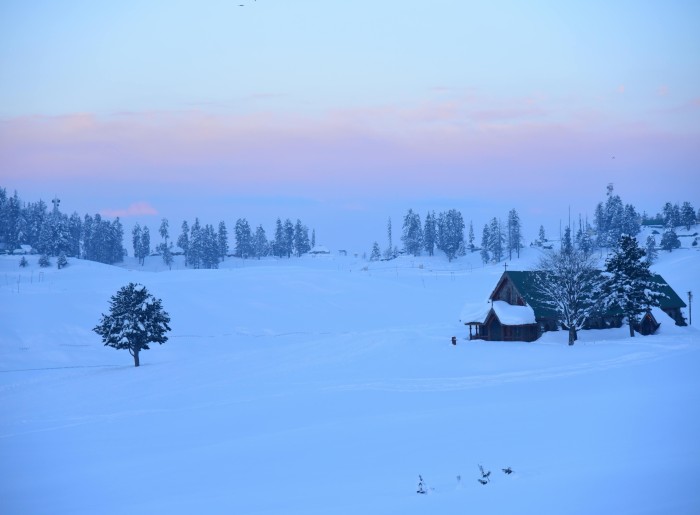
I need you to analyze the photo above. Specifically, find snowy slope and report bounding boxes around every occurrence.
[1,238,699,515]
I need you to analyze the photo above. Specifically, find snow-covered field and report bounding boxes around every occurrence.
[1,232,699,514]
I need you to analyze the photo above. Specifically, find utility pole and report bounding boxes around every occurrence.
[688,291,693,325]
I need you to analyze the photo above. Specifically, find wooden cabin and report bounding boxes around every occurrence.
[461,271,687,342]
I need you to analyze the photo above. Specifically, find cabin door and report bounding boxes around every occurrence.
[490,319,502,341]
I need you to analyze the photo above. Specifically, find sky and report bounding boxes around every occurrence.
[1,0,699,251]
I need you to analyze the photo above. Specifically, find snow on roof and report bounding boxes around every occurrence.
[460,300,536,325]
[492,300,536,325]
[460,300,492,324]
[309,245,330,254]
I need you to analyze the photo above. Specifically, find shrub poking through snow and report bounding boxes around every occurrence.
[38,254,50,268]
[416,475,426,494]
[57,252,68,269]
[19,256,28,268]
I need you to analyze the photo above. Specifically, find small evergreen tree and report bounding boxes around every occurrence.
[19,256,28,267]
[39,254,51,267]
[385,217,394,259]
[235,218,253,258]
[140,227,150,265]
[293,219,311,256]
[311,229,316,249]
[488,217,504,262]
[660,228,681,252]
[57,252,68,269]
[645,235,657,264]
[538,225,546,246]
[370,241,381,261]
[93,283,171,367]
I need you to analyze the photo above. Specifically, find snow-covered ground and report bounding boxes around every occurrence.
[1,228,699,515]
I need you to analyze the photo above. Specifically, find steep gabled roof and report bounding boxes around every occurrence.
[491,271,558,320]
[651,274,687,309]
[490,270,686,318]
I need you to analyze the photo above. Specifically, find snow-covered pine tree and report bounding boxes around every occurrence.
[488,217,504,262]
[401,209,423,256]
[68,212,82,258]
[177,221,190,267]
[201,224,219,269]
[385,217,393,259]
[57,252,68,269]
[468,221,475,252]
[132,223,142,262]
[272,218,284,258]
[603,235,666,337]
[189,218,202,269]
[283,219,295,258]
[436,209,464,262]
[235,218,253,258]
[311,228,316,249]
[660,228,681,252]
[538,225,546,246]
[19,256,28,267]
[645,235,657,264]
[217,221,228,261]
[370,241,381,261]
[680,201,696,230]
[480,224,490,264]
[423,211,436,256]
[253,224,268,259]
[534,248,602,344]
[561,226,573,255]
[140,227,151,265]
[159,218,169,247]
[293,219,311,257]
[39,254,50,267]
[507,209,522,259]
[93,282,171,367]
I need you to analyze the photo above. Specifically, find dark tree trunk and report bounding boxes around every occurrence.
[629,318,635,337]
[568,326,577,345]
[133,349,140,367]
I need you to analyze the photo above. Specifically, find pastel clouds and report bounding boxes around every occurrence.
[1,93,698,204]
[100,201,158,218]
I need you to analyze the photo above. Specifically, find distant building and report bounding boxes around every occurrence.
[308,245,330,255]
[461,271,686,342]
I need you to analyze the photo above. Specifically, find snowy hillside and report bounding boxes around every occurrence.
[1,236,699,515]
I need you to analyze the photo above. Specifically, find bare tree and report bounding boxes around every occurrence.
[533,248,603,345]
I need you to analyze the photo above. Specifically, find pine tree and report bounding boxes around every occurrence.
[235,218,253,258]
[217,221,228,261]
[660,228,681,252]
[385,217,394,259]
[57,252,68,269]
[645,235,658,264]
[189,218,202,269]
[604,235,665,337]
[401,209,423,256]
[273,218,285,258]
[370,241,381,261]
[423,211,436,256]
[480,224,490,264]
[93,283,171,367]
[468,221,475,252]
[488,217,504,263]
[538,225,546,246]
[140,227,151,266]
[159,218,169,246]
[39,254,51,267]
[19,256,28,267]
[177,221,190,267]
[253,224,268,259]
[507,209,522,259]
[311,229,316,249]
[436,209,464,262]
[561,226,573,255]
[201,224,219,269]
[283,219,294,258]
[132,223,142,262]
[680,201,696,230]
[293,219,311,257]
